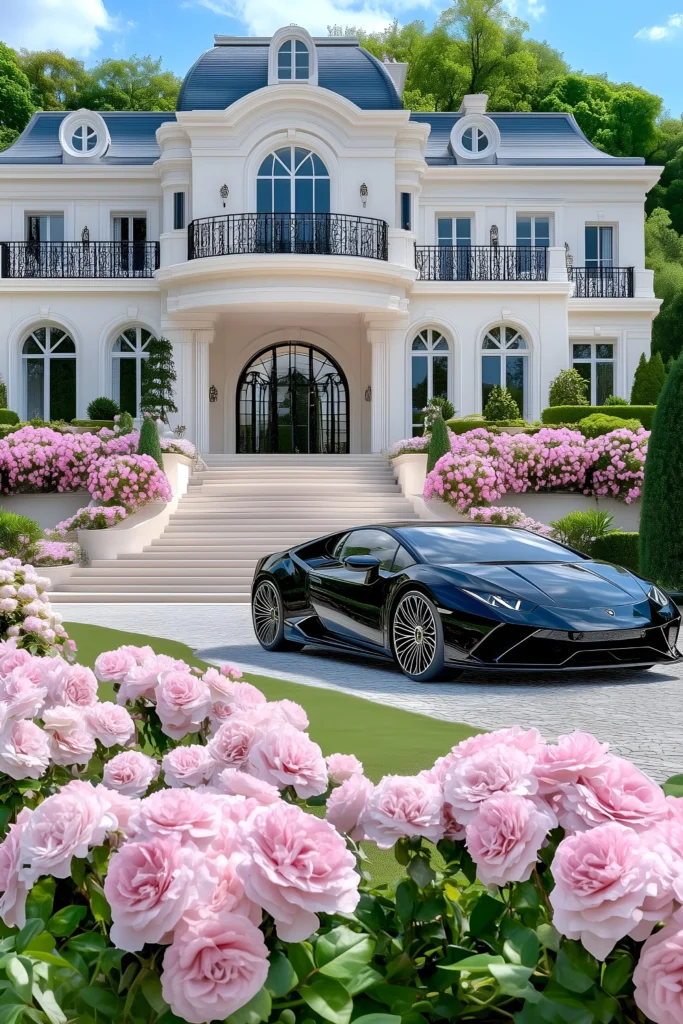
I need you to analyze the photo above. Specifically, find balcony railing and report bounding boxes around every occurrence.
[570,266,634,298]
[188,213,389,262]
[0,241,160,279]
[415,245,548,282]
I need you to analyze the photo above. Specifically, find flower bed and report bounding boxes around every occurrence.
[468,505,552,535]
[49,505,128,537]
[0,562,681,1024]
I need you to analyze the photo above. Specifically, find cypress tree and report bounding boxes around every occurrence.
[140,336,178,422]
[640,352,683,588]
[630,353,648,403]
[137,414,164,470]
[631,352,667,404]
[426,414,450,472]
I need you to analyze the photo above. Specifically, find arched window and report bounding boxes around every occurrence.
[461,126,488,153]
[482,325,529,418]
[278,40,309,80]
[71,124,98,153]
[257,147,330,214]
[111,327,154,417]
[22,326,76,422]
[411,328,450,436]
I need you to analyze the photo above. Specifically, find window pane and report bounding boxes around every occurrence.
[535,218,550,246]
[600,227,613,266]
[573,344,592,360]
[437,218,453,245]
[462,128,473,151]
[517,217,532,245]
[505,356,526,417]
[274,179,290,212]
[257,178,272,214]
[25,359,44,419]
[585,226,598,266]
[295,178,313,213]
[412,337,427,351]
[23,337,42,355]
[391,545,415,571]
[432,355,448,402]
[573,361,592,400]
[49,217,64,243]
[482,354,501,409]
[412,355,428,435]
[456,218,471,244]
[114,357,138,416]
[274,148,291,170]
[50,358,76,421]
[596,362,614,406]
[312,154,327,175]
[314,178,330,214]
[596,344,614,359]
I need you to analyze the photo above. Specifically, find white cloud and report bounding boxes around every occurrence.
[504,0,546,20]
[635,13,683,41]
[2,0,116,56]
[192,0,434,36]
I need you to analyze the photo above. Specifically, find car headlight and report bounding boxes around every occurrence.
[648,584,670,608]
[462,589,535,613]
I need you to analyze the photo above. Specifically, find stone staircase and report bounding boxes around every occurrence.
[51,454,421,602]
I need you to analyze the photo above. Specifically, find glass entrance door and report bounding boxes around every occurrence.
[237,343,349,454]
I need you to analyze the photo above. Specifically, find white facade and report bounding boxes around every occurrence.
[0,28,662,454]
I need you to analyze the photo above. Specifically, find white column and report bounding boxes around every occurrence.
[195,329,212,454]
[365,317,409,452]
[161,320,214,451]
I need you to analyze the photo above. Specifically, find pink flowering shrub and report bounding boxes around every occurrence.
[0,557,74,656]
[49,506,128,536]
[30,540,80,566]
[87,453,172,510]
[0,611,681,1023]
[468,505,553,535]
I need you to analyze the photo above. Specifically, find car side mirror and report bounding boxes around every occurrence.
[344,555,381,578]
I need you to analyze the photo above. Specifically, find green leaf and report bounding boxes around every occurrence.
[511,881,541,911]
[24,881,55,927]
[47,907,87,939]
[22,933,55,955]
[84,879,110,925]
[602,956,633,996]
[344,967,383,997]
[489,964,537,999]
[15,922,44,955]
[437,953,505,973]
[32,986,66,1024]
[4,958,32,1004]
[395,882,414,924]
[537,923,561,952]
[300,977,353,1024]
[287,942,315,984]
[141,974,168,1015]
[406,856,435,889]
[78,988,124,1018]
[503,925,540,968]
[23,952,73,972]
[351,1016,400,1024]
[663,773,683,797]
[414,898,443,924]
[316,927,373,968]
[69,859,86,889]
[367,984,418,1012]
[552,950,595,995]
[66,933,107,955]
[469,894,504,937]
[265,952,298,998]
[0,1004,25,1024]
[226,988,271,1024]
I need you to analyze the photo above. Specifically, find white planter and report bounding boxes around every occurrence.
[0,493,89,530]
[391,452,428,496]
[38,564,79,589]
[424,492,640,532]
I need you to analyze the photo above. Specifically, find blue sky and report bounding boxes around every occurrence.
[4,0,683,117]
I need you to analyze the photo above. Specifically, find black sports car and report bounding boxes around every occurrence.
[251,523,681,682]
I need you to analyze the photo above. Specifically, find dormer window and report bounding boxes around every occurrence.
[450,114,500,163]
[72,124,98,153]
[59,109,110,161]
[461,126,488,154]
[278,40,309,80]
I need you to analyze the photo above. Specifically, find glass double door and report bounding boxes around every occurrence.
[238,343,348,454]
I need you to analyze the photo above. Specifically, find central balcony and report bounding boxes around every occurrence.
[415,245,548,282]
[0,241,159,279]
[188,213,389,262]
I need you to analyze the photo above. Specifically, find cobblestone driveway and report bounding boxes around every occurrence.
[60,603,683,783]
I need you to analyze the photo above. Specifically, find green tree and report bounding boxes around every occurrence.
[426,414,450,472]
[140,337,178,421]
[17,49,87,109]
[0,42,34,151]
[640,352,683,588]
[137,414,164,470]
[630,352,667,404]
[652,290,683,364]
[548,368,589,406]
[644,207,683,304]
[74,55,181,111]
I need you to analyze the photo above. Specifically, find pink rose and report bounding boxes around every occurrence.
[0,669,47,719]
[117,653,187,705]
[212,768,281,805]
[202,849,261,924]
[533,731,611,793]
[247,724,327,798]
[634,920,683,1024]
[97,788,138,832]
[161,913,269,1024]
[106,838,210,951]
[43,706,95,766]
[465,794,556,887]
[207,717,257,772]
[327,774,374,840]
[550,822,662,960]
[238,802,360,940]
[361,774,443,849]
[129,789,221,848]
[202,667,237,702]
[557,756,669,832]
[18,780,117,882]
[94,648,136,683]
[50,663,98,707]
[230,681,267,714]
[155,670,211,739]
[102,750,159,797]
[86,702,136,748]
[0,720,50,780]
[326,752,364,783]
[0,812,31,928]
[162,745,214,788]
[443,744,538,824]
[265,699,309,731]
[448,726,544,761]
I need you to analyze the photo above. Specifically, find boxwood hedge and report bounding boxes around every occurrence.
[541,405,655,429]
[591,532,640,574]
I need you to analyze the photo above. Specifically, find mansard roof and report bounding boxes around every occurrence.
[0,111,175,165]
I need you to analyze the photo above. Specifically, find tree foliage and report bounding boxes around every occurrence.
[17,49,88,109]
[71,55,181,111]
[0,41,34,149]
[140,337,178,421]
[630,351,666,405]
[426,414,450,471]
[137,414,164,469]
[548,368,589,407]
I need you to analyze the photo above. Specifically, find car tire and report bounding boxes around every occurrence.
[391,589,451,682]
[252,578,304,652]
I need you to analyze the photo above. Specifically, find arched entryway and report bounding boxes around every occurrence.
[237,342,349,454]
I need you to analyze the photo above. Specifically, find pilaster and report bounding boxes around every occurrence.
[161,319,215,452]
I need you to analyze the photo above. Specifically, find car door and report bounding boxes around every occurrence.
[308,528,399,648]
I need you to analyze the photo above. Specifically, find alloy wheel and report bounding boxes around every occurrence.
[252,580,281,647]
[392,592,438,677]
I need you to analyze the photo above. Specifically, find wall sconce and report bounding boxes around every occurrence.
[365,386,372,402]
[219,184,229,208]
[209,385,218,403]
[359,182,368,208]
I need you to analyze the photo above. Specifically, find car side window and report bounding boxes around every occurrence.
[332,534,349,561]
[391,545,416,572]
[339,529,398,571]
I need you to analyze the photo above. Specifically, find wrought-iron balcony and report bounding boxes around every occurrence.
[0,241,160,279]
[415,245,548,282]
[188,212,389,262]
[570,266,634,298]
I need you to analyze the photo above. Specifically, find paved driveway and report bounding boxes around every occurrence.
[60,603,683,783]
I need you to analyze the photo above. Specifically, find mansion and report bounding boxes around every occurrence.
[0,27,662,454]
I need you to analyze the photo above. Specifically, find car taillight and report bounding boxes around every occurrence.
[668,623,679,650]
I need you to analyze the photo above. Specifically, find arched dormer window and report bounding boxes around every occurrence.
[59,109,110,161]
[268,26,317,86]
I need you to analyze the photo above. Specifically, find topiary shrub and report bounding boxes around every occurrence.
[0,511,44,558]
[603,394,628,405]
[592,532,640,574]
[140,336,178,421]
[578,414,643,438]
[0,409,20,425]
[548,368,589,406]
[426,414,450,472]
[542,405,656,429]
[137,413,164,470]
[117,410,135,435]
[640,352,683,588]
[630,351,667,405]
[483,385,520,420]
[87,396,120,420]
[549,508,615,554]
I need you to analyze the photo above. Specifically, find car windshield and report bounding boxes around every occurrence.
[396,526,585,565]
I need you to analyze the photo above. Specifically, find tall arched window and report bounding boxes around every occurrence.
[482,325,529,418]
[257,147,330,215]
[111,327,154,416]
[278,40,309,80]
[411,328,450,436]
[22,326,76,421]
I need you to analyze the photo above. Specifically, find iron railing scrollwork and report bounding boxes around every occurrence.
[188,213,388,262]
[415,245,548,282]
[0,241,160,279]
[570,266,634,298]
